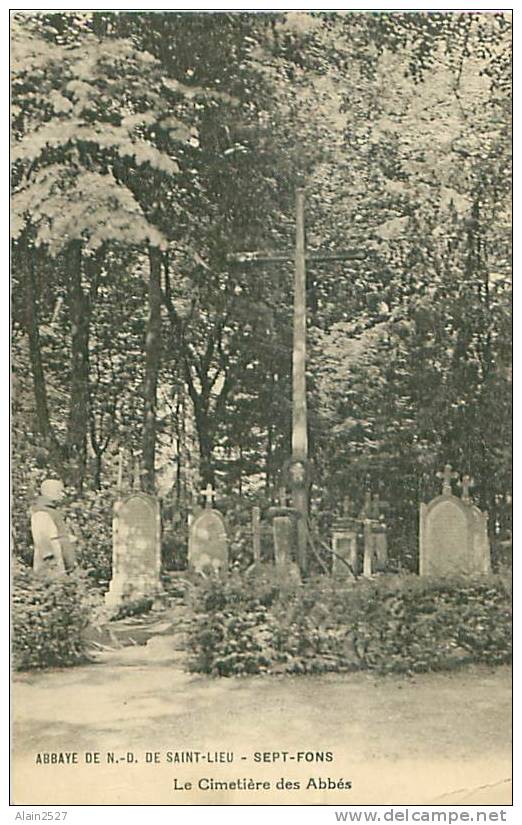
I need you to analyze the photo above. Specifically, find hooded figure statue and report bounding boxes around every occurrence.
[30,479,77,575]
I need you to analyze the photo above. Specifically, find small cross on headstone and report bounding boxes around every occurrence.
[370,493,382,519]
[360,491,373,519]
[458,474,474,503]
[200,483,215,509]
[342,496,353,517]
[436,464,459,496]
[278,486,288,508]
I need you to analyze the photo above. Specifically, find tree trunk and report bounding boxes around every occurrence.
[196,409,215,487]
[66,241,90,492]
[174,393,182,505]
[292,188,308,574]
[93,449,103,491]
[142,246,163,493]
[265,422,273,496]
[184,364,215,488]
[25,244,63,471]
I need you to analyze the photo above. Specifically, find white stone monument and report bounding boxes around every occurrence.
[106,490,162,606]
[419,466,491,577]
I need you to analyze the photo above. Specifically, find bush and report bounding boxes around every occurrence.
[189,606,277,676]
[188,566,298,612]
[351,576,512,672]
[188,571,512,677]
[221,494,277,569]
[110,596,153,621]
[187,568,299,676]
[161,525,188,571]
[68,488,113,587]
[12,562,96,670]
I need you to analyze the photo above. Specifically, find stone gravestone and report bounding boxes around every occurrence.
[188,484,228,573]
[373,525,387,571]
[266,488,301,581]
[357,492,390,576]
[370,494,389,572]
[273,516,293,567]
[332,497,358,578]
[419,465,491,577]
[358,492,377,577]
[106,491,162,607]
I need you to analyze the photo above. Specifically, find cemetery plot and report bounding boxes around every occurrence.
[10,10,511,807]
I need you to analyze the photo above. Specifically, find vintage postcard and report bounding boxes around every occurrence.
[10,8,512,808]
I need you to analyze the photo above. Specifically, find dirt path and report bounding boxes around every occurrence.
[12,654,511,806]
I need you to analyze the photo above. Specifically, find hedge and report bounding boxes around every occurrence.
[187,570,512,677]
[12,562,95,670]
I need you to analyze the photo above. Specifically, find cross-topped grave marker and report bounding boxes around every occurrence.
[420,466,490,576]
[361,490,373,517]
[436,464,459,496]
[188,485,227,573]
[227,189,366,574]
[278,486,288,508]
[342,496,354,517]
[106,490,162,607]
[200,483,215,509]
[458,474,474,503]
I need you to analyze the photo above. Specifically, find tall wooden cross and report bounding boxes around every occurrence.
[227,188,366,574]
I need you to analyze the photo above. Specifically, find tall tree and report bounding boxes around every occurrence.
[11,12,182,488]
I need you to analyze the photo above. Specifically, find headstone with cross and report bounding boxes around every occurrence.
[436,464,459,496]
[360,490,373,519]
[332,498,358,579]
[227,189,367,575]
[269,487,296,570]
[458,475,474,504]
[419,465,490,576]
[106,452,162,607]
[264,487,301,579]
[106,490,162,607]
[342,496,355,518]
[330,490,390,579]
[357,491,387,577]
[188,483,228,573]
[272,511,293,569]
[278,486,288,508]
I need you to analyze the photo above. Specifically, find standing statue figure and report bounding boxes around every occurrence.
[30,479,77,576]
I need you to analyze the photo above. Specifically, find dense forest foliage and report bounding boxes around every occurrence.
[11,11,511,571]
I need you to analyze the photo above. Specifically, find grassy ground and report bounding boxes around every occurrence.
[11,650,512,806]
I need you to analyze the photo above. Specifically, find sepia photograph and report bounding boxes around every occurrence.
[10,7,512,809]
